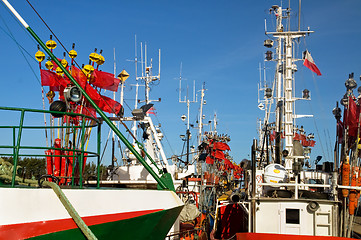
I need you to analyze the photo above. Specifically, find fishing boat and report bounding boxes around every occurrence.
[212,3,361,240]
[0,1,184,239]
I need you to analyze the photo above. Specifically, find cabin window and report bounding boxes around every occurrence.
[286,208,300,224]
[308,179,324,184]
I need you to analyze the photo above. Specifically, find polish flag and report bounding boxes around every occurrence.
[303,50,322,76]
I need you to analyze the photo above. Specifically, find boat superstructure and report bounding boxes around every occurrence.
[213,3,359,240]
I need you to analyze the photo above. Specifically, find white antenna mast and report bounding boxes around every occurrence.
[158,49,161,79]
[135,35,138,80]
[178,62,183,102]
[197,82,206,147]
[140,42,144,78]
[179,68,198,165]
[136,41,161,105]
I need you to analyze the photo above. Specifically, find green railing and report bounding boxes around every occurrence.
[0,106,101,188]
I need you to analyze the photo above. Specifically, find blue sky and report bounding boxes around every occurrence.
[0,0,360,165]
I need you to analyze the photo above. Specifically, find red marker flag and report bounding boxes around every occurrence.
[93,70,120,92]
[303,50,322,76]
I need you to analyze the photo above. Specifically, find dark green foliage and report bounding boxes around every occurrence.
[1,156,108,181]
[19,157,46,180]
[1,156,46,180]
[83,162,108,180]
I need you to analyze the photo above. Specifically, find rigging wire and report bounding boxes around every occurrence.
[154,113,175,156]
[301,37,328,160]
[25,0,130,121]
[0,15,41,85]
[0,8,50,147]
[24,0,161,167]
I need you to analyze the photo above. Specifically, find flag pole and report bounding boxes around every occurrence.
[2,0,170,190]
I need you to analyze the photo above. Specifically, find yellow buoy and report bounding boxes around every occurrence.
[56,66,63,75]
[61,59,68,68]
[46,40,57,50]
[89,52,100,62]
[35,50,45,62]
[45,61,54,70]
[46,90,55,103]
[83,64,95,75]
[68,49,77,59]
[96,54,105,65]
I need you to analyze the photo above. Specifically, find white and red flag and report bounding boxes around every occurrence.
[303,50,322,76]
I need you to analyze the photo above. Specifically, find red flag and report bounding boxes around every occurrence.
[309,140,316,147]
[303,50,321,76]
[224,158,234,169]
[82,84,122,115]
[301,139,309,147]
[71,66,122,115]
[300,134,306,141]
[41,69,63,88]
[294,133,301,141]
[269,130,275,142]
[212,150,225,160]
[92,70,120,92]
[206,156,214,164]
[344,96,358,136]
[213,142,231,151]
[71,66,88,84]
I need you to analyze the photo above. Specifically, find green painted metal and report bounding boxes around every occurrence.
[157,173,176,192]
[43,181,98,240]
[27,205,183,240]
[0,106,99,187]
[97,124,101,189]
[11,110,24,187]
[79,117,86,188]
[25,27,170,190]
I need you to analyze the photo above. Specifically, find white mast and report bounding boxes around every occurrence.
[197,83,206,147]
[267,5,314,169]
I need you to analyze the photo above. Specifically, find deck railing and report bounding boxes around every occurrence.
[0,106,101,188]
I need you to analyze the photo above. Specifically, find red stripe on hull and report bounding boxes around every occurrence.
[0,209,162,240]
[236,233,351,240]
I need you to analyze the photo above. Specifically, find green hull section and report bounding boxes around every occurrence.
[28,205,183,240]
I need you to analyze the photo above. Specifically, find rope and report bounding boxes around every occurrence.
[43,181,98,240]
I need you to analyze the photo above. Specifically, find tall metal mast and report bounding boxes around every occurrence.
[197,83,206,147]
[267,5,313,169]
[179,65,197,165]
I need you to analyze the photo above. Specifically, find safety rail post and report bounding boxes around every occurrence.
[97,122,101,189]
[79,116,86,188]
[71,123,76,186]
[12,126,15,163]
[11,110,25,187]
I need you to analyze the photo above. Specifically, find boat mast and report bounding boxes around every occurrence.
[274,5,283,164]
[179,70,197,165]
[268,5,314,169]
[197,83,206,147]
